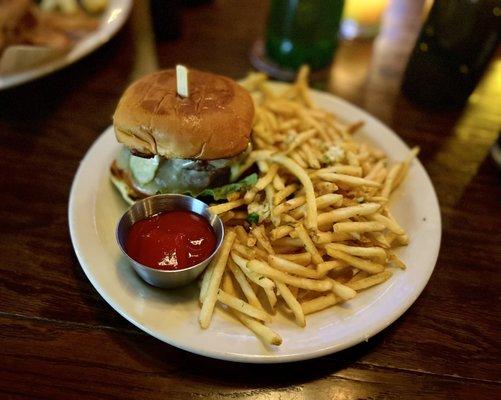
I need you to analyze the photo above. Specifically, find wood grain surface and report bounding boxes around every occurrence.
[0,1,500,399]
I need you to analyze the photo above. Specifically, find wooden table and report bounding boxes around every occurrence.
[1,1,500,399]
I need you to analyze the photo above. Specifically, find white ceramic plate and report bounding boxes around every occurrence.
[69,88,441,363]
[0,0,132,90]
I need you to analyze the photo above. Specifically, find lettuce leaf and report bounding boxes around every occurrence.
[196,173,258,201]
[246,212,259,224]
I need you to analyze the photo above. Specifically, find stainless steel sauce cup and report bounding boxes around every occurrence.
[116,194,224,289]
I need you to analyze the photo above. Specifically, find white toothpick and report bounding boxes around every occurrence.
[176,64,189,98]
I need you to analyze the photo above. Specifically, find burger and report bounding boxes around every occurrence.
[110,68,256,204]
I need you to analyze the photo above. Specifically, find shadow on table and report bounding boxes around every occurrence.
[107,316,394,387]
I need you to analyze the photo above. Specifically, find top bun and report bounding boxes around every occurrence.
[113,68,254,160]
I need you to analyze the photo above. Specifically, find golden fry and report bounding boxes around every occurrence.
[382,164,402,198]
[272,237,304,248]
[276,281,306,327]
[317,260,348,276]
[314,181,339,195]
[199,231,236,329]
[268,255,320,278]
[388,251,406,269]
[333,221,386,233]
[276,252,311,266]
[393,147,419,189]
[329,278,357,300]
[231,252,275,290]
[269,154,318,230]
[217,290,271,322]
[370,212,405,235]
[274,184,299,206]
[310,165,363,178]
[295,223,324,265]
[248,260,332,292]
[199,261,215,303]
[270,225,295,241]
[251,225,275,255]
[317,203,380,227]
[234,225,248,244]
[228,258,263,310]
[327,243,387,263]
[274,196,306,216]
[316,172,380,188]
[347,271,393,291]
[301,293,339,315]
[325,248,384,274]
[208,200,245,215]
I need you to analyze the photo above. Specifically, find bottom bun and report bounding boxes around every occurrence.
[110,174,135,205]
[109,160,147,205]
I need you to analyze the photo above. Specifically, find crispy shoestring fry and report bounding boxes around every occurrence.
[222,268,282,345]
[268,154,318,230]
[317,203,381,227]
[346,271,393,291]
[301,294,339,315]
[268,255,320,279]
[228,258,263,310]
[231,252,275,290]
[248,260,332,292]
[217,289,271,322]
[274,184,299,206]
[326,248,385,274]
[295,223,323,265]
[276,281,306,327]
[276,252,312,266]
[199,231,236,329]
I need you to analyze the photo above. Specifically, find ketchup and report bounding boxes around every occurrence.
[125,210,216,271]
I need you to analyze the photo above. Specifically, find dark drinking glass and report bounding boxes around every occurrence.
[150,0,182,40]
[265,0,345,71]
[402,0,500,108]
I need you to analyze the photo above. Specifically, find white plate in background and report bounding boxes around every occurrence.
[69,87,441,363]
[0,0,132,90]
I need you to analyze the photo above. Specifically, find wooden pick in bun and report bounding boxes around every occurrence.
[113,68,254,160]
[110,68,255,204]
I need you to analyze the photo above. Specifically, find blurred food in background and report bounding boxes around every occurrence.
[0,0,106,73]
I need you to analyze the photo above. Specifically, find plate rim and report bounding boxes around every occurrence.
[0,0,132,90]
[69,88,442,363]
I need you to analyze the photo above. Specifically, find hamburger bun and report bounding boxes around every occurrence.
[113,68,254,160]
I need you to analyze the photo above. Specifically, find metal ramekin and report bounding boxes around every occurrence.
[116,194,224,289]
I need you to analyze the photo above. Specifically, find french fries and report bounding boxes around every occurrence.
[197,67,417,346]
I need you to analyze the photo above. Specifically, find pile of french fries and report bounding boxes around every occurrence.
[199,67,419,346]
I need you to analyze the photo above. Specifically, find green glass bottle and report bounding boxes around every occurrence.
[265,0,345,71]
